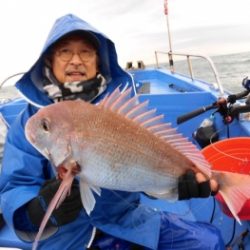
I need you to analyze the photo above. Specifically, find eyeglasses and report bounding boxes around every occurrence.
[55,48,96,62]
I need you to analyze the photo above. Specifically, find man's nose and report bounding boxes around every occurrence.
[70,53,83,64]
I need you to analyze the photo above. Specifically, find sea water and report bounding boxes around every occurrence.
[207,51,250,92]
[159,50,250,94]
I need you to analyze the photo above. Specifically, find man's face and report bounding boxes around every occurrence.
[51,35,98,84]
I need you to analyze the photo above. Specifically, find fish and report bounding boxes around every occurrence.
[25,87,250,249]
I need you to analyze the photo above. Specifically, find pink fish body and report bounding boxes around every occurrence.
[25,87,250,249]
[25,88,211,212]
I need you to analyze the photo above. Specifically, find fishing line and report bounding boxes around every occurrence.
[209,127,248,163]
[225,219,236,248]
[207,123,244,248]
[209,197,216,224]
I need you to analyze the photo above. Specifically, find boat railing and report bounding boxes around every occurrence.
[0,72,25,89]
[154,51,224,95]
[0,72,25,102]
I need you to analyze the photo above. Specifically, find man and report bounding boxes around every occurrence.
[0,14,223,249]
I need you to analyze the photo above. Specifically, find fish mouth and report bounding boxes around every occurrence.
[57,160,81,180]
[45,144,74,170]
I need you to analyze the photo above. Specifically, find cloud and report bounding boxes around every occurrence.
[171,24,250,55]
[0,0,250,83]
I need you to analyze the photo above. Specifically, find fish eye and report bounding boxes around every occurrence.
[41,118,50,132]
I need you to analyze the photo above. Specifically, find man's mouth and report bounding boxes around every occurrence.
[66,72,86,81]
[67,71,85,76]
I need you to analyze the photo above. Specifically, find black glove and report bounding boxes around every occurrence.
[27,178,82,227]
[178,170,212,200]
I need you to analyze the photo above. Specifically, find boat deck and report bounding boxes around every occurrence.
[1,67,250,249]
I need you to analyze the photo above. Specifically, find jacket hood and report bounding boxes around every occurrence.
[16,14,132,107]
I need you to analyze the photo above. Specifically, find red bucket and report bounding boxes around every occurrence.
[202,137,250,220]
[202,137,250,174]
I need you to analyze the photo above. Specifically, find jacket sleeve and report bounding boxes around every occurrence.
[89,189,161,249]
[0,104,54,237]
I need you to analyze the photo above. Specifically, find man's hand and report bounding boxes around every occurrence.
[27,178,82,227]
[178,170,219,200]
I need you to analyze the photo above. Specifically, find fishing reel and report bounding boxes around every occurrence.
[177,77,250,126]
[242,77,250,105]
[177,77,250,148]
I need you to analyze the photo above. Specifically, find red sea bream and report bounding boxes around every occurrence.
[25,87,250,249]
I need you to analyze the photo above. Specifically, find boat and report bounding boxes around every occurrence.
[1,50,250,249]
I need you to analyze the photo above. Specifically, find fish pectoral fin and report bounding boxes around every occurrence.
[145,188,178,201]
[79,180,96,215]
[91,185,101,196]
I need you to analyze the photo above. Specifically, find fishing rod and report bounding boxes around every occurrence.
[177,77,250,249]
[177,77,250,125]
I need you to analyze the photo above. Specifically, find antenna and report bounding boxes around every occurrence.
[164,0,174,72]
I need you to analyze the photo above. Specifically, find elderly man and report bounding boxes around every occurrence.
[0,14,223,249]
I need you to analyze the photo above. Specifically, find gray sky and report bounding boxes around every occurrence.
[1,0,250,83]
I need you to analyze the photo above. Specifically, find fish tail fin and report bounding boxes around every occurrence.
[32,173,74,250]
[215,171,250,225]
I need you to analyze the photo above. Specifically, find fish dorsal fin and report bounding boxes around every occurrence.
[99,87,121,108]
[99,87,211,176]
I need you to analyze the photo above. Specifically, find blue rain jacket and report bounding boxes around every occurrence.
[0,14,224,250]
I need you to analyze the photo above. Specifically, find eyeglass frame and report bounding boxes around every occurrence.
[54,48,97,62]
